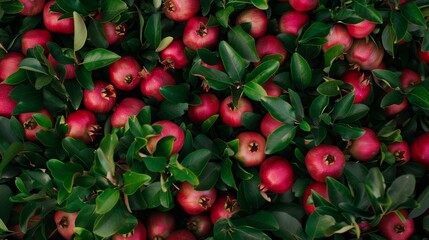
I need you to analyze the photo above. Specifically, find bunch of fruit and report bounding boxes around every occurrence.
[1,0,429,239]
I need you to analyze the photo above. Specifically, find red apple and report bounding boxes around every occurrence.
[235,132,266,167]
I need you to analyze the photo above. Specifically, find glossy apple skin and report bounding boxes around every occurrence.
[305,144,346,182]
[259,156,295,194]
[146,120,185,155]
[83,80,117,113]
[43,1,74,34]
[177,181,217,215]
[235,132,266,167]
[411,132,429,168]
[386,141,410,164]
[219,96,253,127]
[160,39,188,69]
[146,211,176,240]
[112,221,147,240]
[140,67,176,102]
[289,0,319,12]
[302,182,328,214]
[210,195,239,224]
[0,84,17,118]
[47,53,76,80]
[21,29,52,55]
[186,214,213,238]
[103,22,127,45]
[341,70,371,104]
[378,209,414,240]
[110,97,145,128]
[109,56,142,91]
[260,113,283,138]
[65,109,100,144]
[255,35,288,66]
[188,93,219,125]
[0,52,24,82]
[235,8,268,39]
[349,127,380,162]
[164,0,200,22]
[322,24,353,53]
[418,45,429,63]
[279,10,310,36]
[345,19,376,39]
[18,0,45,16]
[346,38,384,71]
[183,16,219,51]
[400,68,421,89]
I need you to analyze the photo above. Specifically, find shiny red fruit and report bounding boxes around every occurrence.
[65,109,100,144]
[235,131,266,167]
[83,80,117,113]
[302,182,328,214]
[188,93,220,125]
[210,195,240,224]
[235,8,268,39]
[400,68,421,89]
[259,156,295,194]
[54,211,79,240]
[186,214,213,238]
[305,144,346,182]
[47,53,76,80]
[260,112,283,138]
[43,1,74,34]
[289,0,319,12]
[411,132,429,168]
[387,141,410,164]
[146,120,185,155]
[183,16,219,51]
[109,56,142,91]
[345,19,376,39]
[341,70,371,104]
[177,181,217,215]
[164,0,200,22]
[103,22,127,45]
[0,52,24,82]
[0,84,17,118]
[110,97,145,128]
[378,210,414,240]
[147,211,176,240]
[255,35,287,66]
[166,229,196,240]
[349,127,380,162]
[322,24,353,53]
[160,39,188,69]
[346,39,384,70]
[140,67,176,102]
[219,96,253,127]
[279,10,310,36]
[18,0,45,16]
[21,29,52,55]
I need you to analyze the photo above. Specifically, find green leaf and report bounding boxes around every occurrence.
[219,41,248,83]
[181,149,212,176]
[169,155,199,186]
[1,1,23,14]
[409,185,429,218]
[291,52,312,90]
[386,174,416,210]
[32,113,53,129]
[401,2,427,28]
[365,167,385,199]
[237,210,279,231]
[390,11,408,43]
[123,171,152,195]
[140,156,166,172]
[0,185,13,224]
[381,90,404,108]
[0,142,24,175]
[305,211,337,238]
[160,83,191,103]
[82,48,121,71]
[19,58,47,75]
[227,25,259,62]
[144,13,161,48]
[196,162,221,190]
[341,104,370,123]
[300,22,331,45]
[245,60,280,84]
[4,69,27,85]
[88,20,109,49]
[93,207,137,238]
[382,25,395,57]
[251,0,268,9]
[191,62,233,90]
[288,89,304,121]
[265,125,297,154]
[244,81,267,101]
[155,36,174,52]
[46,159,83,193]
[272,211,306,240]
[96,188,120,214]
[323,45,345,73]
[215,6,234,28]
[332,94,355,121]
[407,85,429,110]
[332,124,365,140]
[75,66,94,90]
[157,101,188,120]
[372,69,400,88]
[326,177,354,206]
[352,1,383,24]
[261,96,296,124]
[100,0,128,22]
[221,158,237,189]
[73,11,87,52]
[309,95,329,123]
[317,79,344,96]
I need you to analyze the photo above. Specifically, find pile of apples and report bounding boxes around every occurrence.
[1,0,429,239]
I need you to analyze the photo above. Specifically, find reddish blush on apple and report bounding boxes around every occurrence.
[177,181,217,215]
[235,131,266,167]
